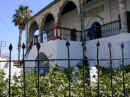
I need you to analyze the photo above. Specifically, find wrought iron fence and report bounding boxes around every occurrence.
[1,19,128,97]
[0,40,130,97]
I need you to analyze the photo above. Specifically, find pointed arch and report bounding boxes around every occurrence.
[87,16,104,28]
[58,1,80,40]
[87,21,102,40]
[29,21,39,42]
[59,1,78,18]
[40,13,55,41]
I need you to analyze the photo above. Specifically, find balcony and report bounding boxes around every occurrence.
[25,31,130,69]
[101,20,121,37]
[25,20,121,57]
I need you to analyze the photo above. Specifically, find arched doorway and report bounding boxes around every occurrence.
[41,13,55,41]
[29,21,40,44]
[35,52,49,74]
[88,22,102,40]
[59,1,80,40]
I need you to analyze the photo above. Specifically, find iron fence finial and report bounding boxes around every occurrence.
[9,44,13,51]
[121,43,124,48]
[22,43,25,49]
[96,41,100,47]
[36,42,41,50]
[66,41,70,47]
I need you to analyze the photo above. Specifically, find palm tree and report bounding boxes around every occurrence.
[13,5,32,60]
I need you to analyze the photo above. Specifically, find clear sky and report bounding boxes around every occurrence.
[0,0,54,59]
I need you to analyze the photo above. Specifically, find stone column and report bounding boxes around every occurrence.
[53,16,61,40]
[118,0,128,32]
[40,29,43,43]
[104,0,111,23]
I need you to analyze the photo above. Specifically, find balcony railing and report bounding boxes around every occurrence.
[25,20,121,56]
[101,20,121,37]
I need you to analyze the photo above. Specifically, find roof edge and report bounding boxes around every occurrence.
[28,0,60,23]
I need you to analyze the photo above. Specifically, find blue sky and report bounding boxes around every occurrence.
[0,0,54,59]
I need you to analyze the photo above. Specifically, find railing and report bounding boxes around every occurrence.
[60,20,121,40]
[25,20,121,57]
[0,41,130,97]
[25,40,33,57]
[101,20,121,37]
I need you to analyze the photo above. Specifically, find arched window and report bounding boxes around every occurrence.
[71,29,77,41]
[29,21,40,44]
[59,1,79,40]
[41,14,55,41]
[88,22,102,40]
[61,1,77,15]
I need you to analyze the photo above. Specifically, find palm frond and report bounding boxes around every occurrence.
[12,5,32,30]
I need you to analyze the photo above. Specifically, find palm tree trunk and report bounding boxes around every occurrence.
[18,29,22,60]
[119,0,128,32]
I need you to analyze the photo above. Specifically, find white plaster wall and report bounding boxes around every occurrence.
[25,40,83,68]
[3,63,21,79]
[0,57,21,79]
[86,33,130,68]
[25,40,57,71]
[26,33,130,68]
[90,66,98,85]
[56,40,82,67]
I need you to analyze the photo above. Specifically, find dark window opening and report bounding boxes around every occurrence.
[86,0,93,3]
[29,21,39,44]
[45,14,54,23]
[126,11,130,33]
[88,22,102,40]
[71,29,77,41]
[61,2,76,15]
[43,14,55,41]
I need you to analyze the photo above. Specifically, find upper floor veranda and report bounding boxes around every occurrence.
[25,0,130,48]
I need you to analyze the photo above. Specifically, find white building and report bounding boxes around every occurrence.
[24,0,130,73]
[0,56,21,79]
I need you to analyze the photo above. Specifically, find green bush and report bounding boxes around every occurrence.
[0,64,130,97]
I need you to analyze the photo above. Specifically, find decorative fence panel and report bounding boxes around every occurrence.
[0,40,130,97]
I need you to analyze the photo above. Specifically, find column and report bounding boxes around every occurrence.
[53,16,61,40]
[104,0,111,23]
[53,25,61,40]
[40,30,43,43]
[118,0,128,32]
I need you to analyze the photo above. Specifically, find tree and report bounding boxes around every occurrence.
[0,70,8,97]
[8,64,130,97]
[12,5,32,60]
